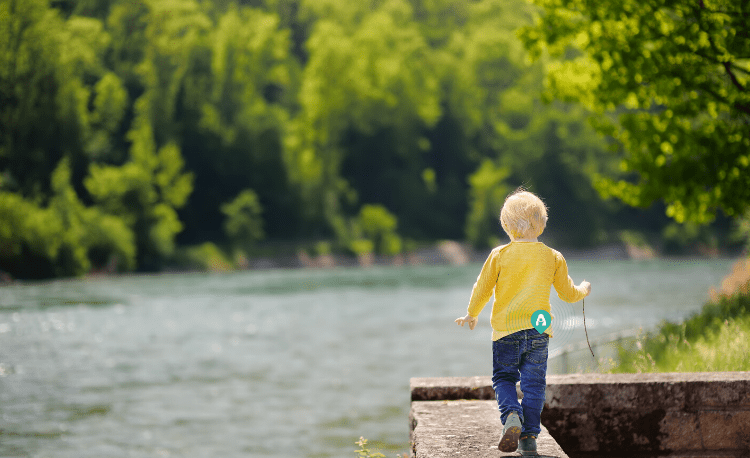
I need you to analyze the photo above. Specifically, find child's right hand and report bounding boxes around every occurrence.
[455,314,478,330]
[580,280,591,296]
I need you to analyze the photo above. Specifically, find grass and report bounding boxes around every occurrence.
[354,437,408,458]
[611,289,750,373]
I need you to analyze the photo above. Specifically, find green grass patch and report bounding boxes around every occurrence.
[611,291,750,373]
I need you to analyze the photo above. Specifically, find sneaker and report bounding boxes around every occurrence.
[498,412,522,452]
[518,435,537,456]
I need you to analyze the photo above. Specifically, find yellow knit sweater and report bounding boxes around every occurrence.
[467,241,587,341]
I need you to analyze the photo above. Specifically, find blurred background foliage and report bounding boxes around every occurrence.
[521,0,750,225]
[0,0,746,278]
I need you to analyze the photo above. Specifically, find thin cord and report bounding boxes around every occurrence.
[583,298,595,359]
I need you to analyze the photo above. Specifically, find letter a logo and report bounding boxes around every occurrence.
[531,310,552,334]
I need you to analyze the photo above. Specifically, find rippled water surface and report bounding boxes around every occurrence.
[0,258,735,457]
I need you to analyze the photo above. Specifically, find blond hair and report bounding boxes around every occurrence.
[500,189,548,240]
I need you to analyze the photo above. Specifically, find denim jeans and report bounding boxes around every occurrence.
[492,329,549,438]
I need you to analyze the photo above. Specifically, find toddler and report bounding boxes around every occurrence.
[455,189,591,454]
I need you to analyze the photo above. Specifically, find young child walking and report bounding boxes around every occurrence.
[455,189,591,454]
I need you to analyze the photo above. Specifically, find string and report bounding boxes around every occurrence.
[583,298,595,359]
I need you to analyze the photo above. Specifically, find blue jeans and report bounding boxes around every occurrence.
[492,329,549,438]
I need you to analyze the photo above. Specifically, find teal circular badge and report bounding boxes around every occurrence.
[531,310,552,334]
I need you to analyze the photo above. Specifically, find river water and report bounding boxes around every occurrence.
[0,258,735,457]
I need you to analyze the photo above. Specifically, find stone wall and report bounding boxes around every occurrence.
[543,372,750,458]
[410,372,750,458]
[411,376,497,402]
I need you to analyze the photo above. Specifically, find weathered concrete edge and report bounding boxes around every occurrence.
[410,376,522,401]
[541,372,750,455]
[410,373,750,456]
[410,400,569,458]
[545,371,750,384]
[410,372,750,404]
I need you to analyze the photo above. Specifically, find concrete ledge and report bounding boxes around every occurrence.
[411,376,520,401]
[411,373,750,457]
[542,372,750,457]
[410,400,568,458]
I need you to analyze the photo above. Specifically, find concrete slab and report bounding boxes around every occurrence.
[410,400,568,458]
[410,376,522,401]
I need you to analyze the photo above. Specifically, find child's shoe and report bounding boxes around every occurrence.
[518,435,537,456]
[498,412,522,452]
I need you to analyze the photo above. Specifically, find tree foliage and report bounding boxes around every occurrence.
[85,123,193,269]
[286,0,441,230]
[353,204,403,256]
[521,0,750,224]
[3,0,730,279]
[0,159,135,278]
[465,159,510,248]
[221,189,265,246]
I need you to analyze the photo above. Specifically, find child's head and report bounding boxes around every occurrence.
[500,189,548,240]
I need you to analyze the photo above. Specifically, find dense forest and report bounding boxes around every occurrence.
[0,0,745,279]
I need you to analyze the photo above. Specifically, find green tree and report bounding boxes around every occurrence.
[521,0,750,224]
[429,0,614,246]
[85,121,193,270]
[1,0,70,195]
[0,159,135,278]
[176,4,297,242]
[84,0,203,269]
[285,0,441,238]
[134,0,212,146]
[465,159,510,248]
[221,189,265,246]
[0,0,140,278]
[106,0,150,93]
[47,158,136,276]
[356,204,402,256]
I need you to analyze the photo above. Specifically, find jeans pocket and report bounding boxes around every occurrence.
[526,337,549,365]
[493,339,520,368]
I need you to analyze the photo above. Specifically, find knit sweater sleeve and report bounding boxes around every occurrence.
[467,247,502,317]
[552,250,586,303]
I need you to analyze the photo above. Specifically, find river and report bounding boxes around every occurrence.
[0,258,735,457]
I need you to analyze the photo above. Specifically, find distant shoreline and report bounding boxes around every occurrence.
[2,240,740,285]
[194,240,740,272]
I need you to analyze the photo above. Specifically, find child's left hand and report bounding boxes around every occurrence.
[455,314,478,330]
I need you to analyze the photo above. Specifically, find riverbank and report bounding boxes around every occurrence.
[611,257,750,373]
[168,238,741,275]
[1,235,738,284]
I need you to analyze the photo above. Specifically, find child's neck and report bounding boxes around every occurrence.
[512,237,538,242]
